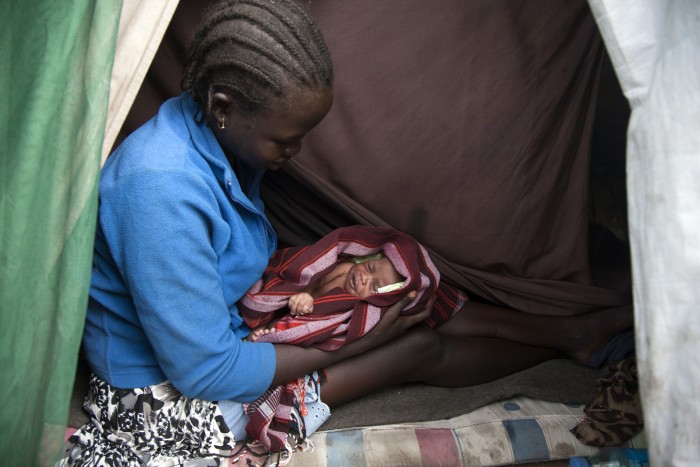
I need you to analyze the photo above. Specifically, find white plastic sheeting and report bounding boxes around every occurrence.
[102,0,179,164]
[588,1,700,465]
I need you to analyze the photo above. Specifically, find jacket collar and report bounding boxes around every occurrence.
[179,93,266,213]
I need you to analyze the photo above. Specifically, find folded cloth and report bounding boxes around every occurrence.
[571,358,643,446]
[244,371,328,454]
[239,225,468,350]
[240,226,468,452]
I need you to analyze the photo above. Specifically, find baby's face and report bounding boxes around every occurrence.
[344,257,403,298]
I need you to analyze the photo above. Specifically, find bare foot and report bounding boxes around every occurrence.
[247,327,278,342]
[567,304,634,366]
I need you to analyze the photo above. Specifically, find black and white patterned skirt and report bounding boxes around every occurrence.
[60,374,236,466]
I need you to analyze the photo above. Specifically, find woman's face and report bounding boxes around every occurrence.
[344,257,404,299]
[210,87,333,171]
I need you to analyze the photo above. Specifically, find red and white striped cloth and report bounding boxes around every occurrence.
[239,225,468,350]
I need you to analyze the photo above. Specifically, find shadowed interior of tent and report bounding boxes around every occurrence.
[69,0,635,463]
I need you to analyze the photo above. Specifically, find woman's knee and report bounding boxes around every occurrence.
[396,325,443,363]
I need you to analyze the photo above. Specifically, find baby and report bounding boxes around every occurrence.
[239,225,450,350]
[248,253,405,341]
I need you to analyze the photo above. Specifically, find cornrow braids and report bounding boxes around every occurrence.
[181,0,333,121]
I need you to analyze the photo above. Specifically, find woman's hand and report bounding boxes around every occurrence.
[270,291,433,387]
[344,291,433,354]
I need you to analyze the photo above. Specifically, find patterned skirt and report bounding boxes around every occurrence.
[60,374,237,466]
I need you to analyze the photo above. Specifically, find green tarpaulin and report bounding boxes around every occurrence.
[0,1,121,465]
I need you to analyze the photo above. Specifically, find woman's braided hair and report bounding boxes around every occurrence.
[181,0,333,121]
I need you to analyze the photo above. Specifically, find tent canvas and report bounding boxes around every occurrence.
[1,0,698,465]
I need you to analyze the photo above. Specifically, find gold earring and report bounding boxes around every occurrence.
[218,118,225,130]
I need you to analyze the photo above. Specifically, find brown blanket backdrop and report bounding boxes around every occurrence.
[118,0,631,317]
[271,0,634,316]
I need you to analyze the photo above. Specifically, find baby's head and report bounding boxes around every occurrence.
[345,254,405,299]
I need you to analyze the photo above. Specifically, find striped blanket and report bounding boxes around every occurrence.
[239,226,468,453]
[239,225,468,350]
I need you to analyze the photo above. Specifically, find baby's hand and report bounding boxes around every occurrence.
[289,292,314,315]
[247,327,277,342]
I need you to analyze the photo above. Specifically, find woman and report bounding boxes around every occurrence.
[64,1,427,464]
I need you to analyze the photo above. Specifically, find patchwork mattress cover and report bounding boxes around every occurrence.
[61,395,647,466]
[280,396,599,466]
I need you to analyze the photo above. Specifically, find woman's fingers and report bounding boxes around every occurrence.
[327,291,431,361]
[370,291,421,337]
[384,292,433,324]
[404,296,434,326]
[383,291,417,318]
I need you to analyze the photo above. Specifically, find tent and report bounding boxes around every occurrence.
[1,0,698,465]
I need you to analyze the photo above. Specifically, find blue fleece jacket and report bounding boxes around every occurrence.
[83,93,277,402]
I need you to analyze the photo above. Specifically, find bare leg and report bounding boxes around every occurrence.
[321,325,560,407]
[436,301,634,365]
[321,301,633,407]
